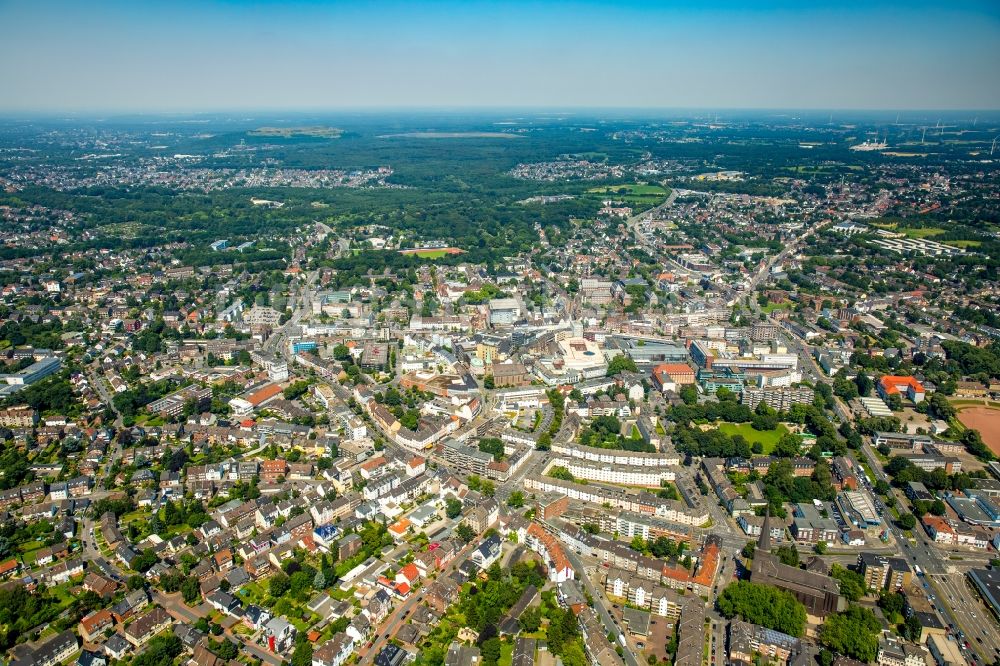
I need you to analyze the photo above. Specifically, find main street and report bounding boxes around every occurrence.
[855,427,998,664]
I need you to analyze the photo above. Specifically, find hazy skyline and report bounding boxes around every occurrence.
[2,0,999,113]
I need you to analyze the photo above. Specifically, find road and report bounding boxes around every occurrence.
[264,269,318,361]
[854,430,997,664]
[561,547,640,666]
[357,540,478,664]
[930,572,1000,663]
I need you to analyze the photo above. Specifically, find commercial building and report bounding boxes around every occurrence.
[750,321,781,342]
[837,491,881,527]
[652,363,696,392]
[968,568,1000,621]
[790,502,840,545]
[1,356,61,387]
[488,298,521,326]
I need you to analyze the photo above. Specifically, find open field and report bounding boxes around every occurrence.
[398,247,466,258]
[898,227,946,238]
[586,183,670,211]
[587,183,668,196]
[717,422,790,454]
[761,301,794,313]
[956,405,1000,455]
[248,126,343,138]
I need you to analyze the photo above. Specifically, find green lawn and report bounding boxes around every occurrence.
[498,641,514,666]
[899,227,945,239]
[587,183,668,196]
[761,301,794,313]
[716,422,790,454]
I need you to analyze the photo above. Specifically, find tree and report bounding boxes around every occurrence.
[313,570,326,590]
[878,592,906,618]
[830,564,866,602]
[775,545,799,567]
[445,498,463,519]
[536,432,551,451]
[290,570,313,597]
[507,491,525,509]
[607,355,638,376]
[269,573,291,597]
[898,513,917,530]
[773,433,802,458]
[483,375,495,390]
[290,640,313,666]
[962,428,993,461]
[900,614,923,642]
[132,548,159,573]
[455,523,476,543]
[819,605,881,662]
[833,375,859,400]
[481,637,502,664]
[855,371,873,397]
[478,438,505,461]
[131,634,183,666]
[212,639,239,661]
[481,479,496,498]
[716,580,807,637]
[181,576,201,605]
[519,605,542,632]
[283,380,311,401]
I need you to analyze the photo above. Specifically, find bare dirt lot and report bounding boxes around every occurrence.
[957,406,1000,455]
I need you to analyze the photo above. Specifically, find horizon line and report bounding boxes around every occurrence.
[1,105,999,118]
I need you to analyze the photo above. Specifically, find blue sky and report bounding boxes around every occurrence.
[1,0,998,111]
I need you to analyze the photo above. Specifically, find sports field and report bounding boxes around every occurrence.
[956,405,1000,456]
[398,247,465,258]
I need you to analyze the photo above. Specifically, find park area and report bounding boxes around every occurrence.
[956,404,1000,456]
[398,247,465,258]
[717,422,791,454]
[586,183,670,208]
